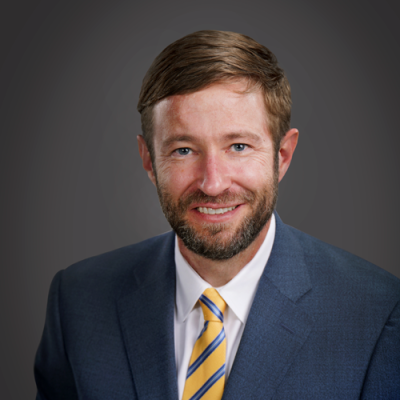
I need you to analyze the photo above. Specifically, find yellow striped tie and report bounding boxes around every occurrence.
[182,288,227,400]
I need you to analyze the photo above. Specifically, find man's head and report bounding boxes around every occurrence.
[137,31,298,261]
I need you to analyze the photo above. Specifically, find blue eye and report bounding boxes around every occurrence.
[232,144,247,152]
[176,148,191,155]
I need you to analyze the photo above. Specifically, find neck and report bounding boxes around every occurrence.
[178,219,271,287]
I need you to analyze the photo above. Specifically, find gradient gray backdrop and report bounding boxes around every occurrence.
[1,0,399,398]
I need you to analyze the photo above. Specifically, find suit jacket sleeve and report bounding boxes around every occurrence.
[361,299,400,399]
[34,270,79,400]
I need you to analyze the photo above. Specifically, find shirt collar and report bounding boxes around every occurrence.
[175,213,276,324]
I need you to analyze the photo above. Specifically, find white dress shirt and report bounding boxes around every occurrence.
[174,213,276,399]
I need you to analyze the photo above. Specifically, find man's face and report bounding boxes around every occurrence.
[145,80,279,260]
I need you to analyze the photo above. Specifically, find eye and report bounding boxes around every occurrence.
[232,144,247,152]
[175,147,192,156]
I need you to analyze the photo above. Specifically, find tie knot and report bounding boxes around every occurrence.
[199,288,226,322]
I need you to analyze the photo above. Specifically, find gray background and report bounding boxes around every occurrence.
[1,0,399,398]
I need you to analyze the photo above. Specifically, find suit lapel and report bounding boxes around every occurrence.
[117,232,179,400]
[223,213,314,400]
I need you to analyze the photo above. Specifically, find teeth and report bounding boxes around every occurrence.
[197,206,236,215]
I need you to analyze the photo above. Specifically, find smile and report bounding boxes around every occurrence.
[197,206,237,215]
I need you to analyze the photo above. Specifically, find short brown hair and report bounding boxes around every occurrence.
[137,30,291,158]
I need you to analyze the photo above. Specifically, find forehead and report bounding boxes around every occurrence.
[152,80,270,142]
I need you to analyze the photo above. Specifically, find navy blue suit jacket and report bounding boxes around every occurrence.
[35,213,400,399]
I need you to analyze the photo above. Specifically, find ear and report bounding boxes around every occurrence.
[137,135,157,186]
[278,128,299,182]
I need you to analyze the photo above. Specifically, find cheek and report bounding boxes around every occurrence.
[156,161,195,194]
[230,155,274,188]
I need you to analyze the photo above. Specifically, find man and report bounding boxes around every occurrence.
[35,30,400,400]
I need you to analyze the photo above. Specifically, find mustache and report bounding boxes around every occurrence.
[178,189,256,210]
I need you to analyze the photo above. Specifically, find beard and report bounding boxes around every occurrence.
[155,164,279,261]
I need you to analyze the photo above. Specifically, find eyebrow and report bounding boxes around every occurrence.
[223,132,263,144]
[161,135,195,149]
[161,131,263,149]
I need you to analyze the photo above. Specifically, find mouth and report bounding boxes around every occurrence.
[196,205,238,215]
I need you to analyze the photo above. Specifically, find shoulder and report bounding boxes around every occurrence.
[55,231,175,302]
[285,223,400,305]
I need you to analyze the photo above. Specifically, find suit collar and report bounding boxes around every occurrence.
[117,232,179,400]
[223,212,314,400]
[264,211,312,302]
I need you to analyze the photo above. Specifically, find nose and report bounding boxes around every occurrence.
[197,151,232,196]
